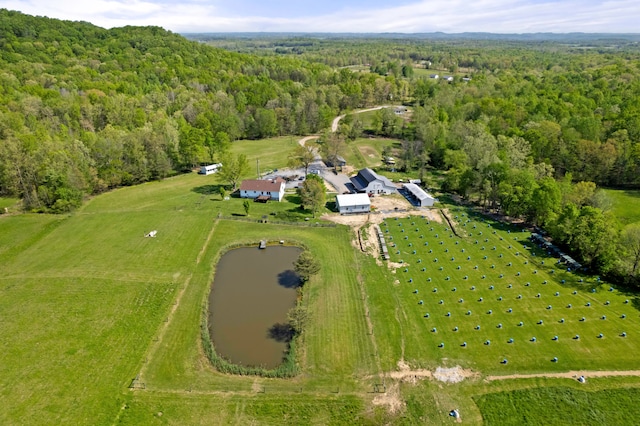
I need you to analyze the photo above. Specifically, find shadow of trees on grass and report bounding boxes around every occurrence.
[192,184,224,195]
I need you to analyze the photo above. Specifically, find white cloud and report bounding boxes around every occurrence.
[3,0,640,33]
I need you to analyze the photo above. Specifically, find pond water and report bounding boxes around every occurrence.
[208,245,302,369]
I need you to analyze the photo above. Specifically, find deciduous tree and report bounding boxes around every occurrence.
[217,153,249,191]
[297,174,326,218]
[288,143,316,176]
[621,225,640,276]
[321,132,346,172]
[293,250,321,283]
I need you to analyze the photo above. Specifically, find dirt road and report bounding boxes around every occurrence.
[487,370,640,381]
[331,105,395,132]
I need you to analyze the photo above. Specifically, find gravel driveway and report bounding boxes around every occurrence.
[320,169,352,193]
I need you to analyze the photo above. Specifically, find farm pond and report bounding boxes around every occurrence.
[208,245,302,369]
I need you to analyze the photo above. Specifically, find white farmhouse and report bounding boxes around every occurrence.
[239,178,285,202]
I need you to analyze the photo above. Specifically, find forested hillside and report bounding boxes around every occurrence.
[0,10,396,212]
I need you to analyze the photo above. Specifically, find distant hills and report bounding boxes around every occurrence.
[184,32,640,44]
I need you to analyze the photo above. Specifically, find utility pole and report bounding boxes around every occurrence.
[256,159,260,179]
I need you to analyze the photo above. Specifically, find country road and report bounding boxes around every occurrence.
[330,105,395,132]
[293,105,401,192]
[299,105,397,147]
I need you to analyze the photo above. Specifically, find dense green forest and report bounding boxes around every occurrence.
[0,9,398,212]
[2,9,640,282]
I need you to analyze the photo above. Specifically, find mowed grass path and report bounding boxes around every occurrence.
[375,210,640,374]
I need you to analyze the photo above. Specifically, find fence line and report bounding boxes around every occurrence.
[217,215,337,228]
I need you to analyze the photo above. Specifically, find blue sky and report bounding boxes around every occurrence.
[3,0,639,33]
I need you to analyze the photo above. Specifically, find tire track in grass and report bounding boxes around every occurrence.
[487,370,640,381]
[352,224,384,382]
[135,219,220,385]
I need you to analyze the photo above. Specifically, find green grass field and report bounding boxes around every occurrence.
[0,196,19,211]
[380,211,640,373]
[3,172,640,425]
[476,385,640,425]
[230,136,300,174]
[604,188,640,227]
[343,137,399,170]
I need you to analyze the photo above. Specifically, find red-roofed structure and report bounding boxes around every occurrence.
[239,178,285,202]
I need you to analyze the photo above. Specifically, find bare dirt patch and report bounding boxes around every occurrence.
[361,224,384,264]
[357,146,382,166]
[433,366,478,384]
[321,195,441,227]
[372,382,405,414]
[387,360,433,384]
[388,261,406,269]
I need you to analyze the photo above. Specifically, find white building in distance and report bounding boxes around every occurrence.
[199,163,222,175]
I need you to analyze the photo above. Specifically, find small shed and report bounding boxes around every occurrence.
[325,155,347,168]
[199,163,222,175]
[336,193,371,215]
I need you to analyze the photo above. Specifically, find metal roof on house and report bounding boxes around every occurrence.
[349,176,364,192]
[240,178,284,192]
[350,168,395,192]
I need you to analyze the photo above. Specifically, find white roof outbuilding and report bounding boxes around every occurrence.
[336,193,371,214]
[403,183,436,207]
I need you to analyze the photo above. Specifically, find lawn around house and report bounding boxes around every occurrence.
[229,136,300,175]
[3,172,640,425]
